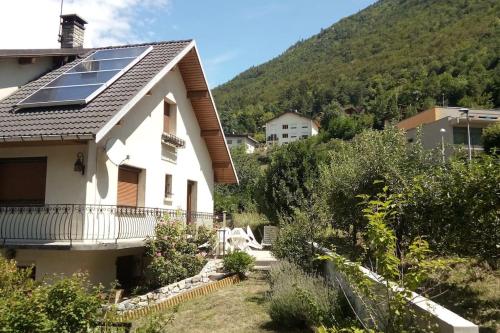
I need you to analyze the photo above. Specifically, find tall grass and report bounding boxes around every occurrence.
[268,261,338,328]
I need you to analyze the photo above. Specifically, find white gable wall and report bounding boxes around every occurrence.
[265,113,318,145]
[0,57,54,101]
[86,68,214,213]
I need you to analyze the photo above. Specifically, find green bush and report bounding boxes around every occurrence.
[44,273,102,333]
[145,220,206,289]
[222,251,255,277]
[0,257,103,332]
[482,122,500,154]
[268,261,337,328]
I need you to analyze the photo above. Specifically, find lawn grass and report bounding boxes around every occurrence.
[132,272,310,333]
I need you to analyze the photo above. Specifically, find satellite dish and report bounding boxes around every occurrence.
[105,138,128,166]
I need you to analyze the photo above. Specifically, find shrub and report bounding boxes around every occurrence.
[268,261,337,328]
[0,257,103,332]
[44,273,102,333]
[145,220,206,289]
[222,251,255,277]
[482,122,500,154]
[271,211,328,273]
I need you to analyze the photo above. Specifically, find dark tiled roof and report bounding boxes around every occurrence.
[0,48,88,58]
[0,40,192,139]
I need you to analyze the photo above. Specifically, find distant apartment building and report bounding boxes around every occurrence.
[225,134,259,153]
[397,107,500,154]
[265,111,319,145]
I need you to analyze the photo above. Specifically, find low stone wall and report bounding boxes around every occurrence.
[116,259,222,312]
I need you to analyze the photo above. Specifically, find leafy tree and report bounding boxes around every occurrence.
[482,122,500,154]
[214,145,262,213]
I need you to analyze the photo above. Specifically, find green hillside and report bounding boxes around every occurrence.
[213,0,500,135]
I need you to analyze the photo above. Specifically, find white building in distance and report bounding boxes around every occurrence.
[225,134,259,153]
[265,111,320,145]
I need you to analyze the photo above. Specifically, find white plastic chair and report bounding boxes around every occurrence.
[261,226,279,247]
[216,227,233,255]
[246,226,263,250]
[228,228,249,251]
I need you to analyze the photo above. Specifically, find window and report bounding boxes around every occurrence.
[301,135,308,139]
[0,157,47,205]
[291,135,297,138]
[453,127,482,146]
[282,133,288,138]
[163,101,170,133]
[282,124,288,129]
[227,139,233,144]
[117,166,141,207]
[163,101,176,135]
[267,134,278,142]
[164,174,173,198]
[237,139,242,144]
[302,125,308,129]
[291,124,297,129]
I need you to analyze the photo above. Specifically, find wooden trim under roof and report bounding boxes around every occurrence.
[178,47,238,184]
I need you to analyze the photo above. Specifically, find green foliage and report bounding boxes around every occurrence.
[214,0,500,134]
[401,154,500,266]
[134,310,176,333]
[482,122,500,154]
[271,211,324,273]
[222,250,255,277]
[44,274,102,333]
[321,187,452,332]
[260,137,330,223]
[0,257,103,333]
[145,220,206,289]
[323,127,441,250]
[214,145,262,213]
[268,261,338,328]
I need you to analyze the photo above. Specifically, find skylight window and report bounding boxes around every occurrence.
[16,46,152,109]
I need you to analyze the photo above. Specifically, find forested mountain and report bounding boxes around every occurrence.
[213,0,500,136]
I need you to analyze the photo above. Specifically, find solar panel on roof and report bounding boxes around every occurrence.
[16,45,152,109]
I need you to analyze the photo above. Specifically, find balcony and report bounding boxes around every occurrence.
[0,204,213,249]
[161,132,185,148]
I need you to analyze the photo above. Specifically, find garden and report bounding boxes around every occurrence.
[0,124,498,332]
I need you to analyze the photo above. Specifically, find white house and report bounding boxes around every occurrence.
[0,15,237,287]
[225,134,259,153]
[265,111,319,145]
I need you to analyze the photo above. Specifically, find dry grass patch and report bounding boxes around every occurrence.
[132,272,310,333]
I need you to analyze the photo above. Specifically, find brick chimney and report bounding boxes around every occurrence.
[59,14,87,48]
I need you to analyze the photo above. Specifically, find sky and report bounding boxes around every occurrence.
[0,0,376,87]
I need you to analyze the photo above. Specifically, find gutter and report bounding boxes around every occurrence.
[0,133,95,143]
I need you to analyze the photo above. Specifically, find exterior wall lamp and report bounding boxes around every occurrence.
[74,152,85,175]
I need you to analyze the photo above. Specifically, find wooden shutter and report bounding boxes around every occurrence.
[163,101,170,133]
[0,157,47,205]
[117,166,140,207]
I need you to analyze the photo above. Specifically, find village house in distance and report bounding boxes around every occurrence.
[265,111,319,145]
[225,134,259,153]
[0,14,237,287]
[397,106,499,155]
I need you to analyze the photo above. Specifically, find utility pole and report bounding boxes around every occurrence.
[459,108,472,162]
[440,128,446,163]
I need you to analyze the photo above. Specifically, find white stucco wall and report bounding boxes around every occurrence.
[86,68,214,213]
[0,57,54,101]
[265,113,318,145]
[0,143,88,204]
[11,247,143,287]
[226,136,256,153]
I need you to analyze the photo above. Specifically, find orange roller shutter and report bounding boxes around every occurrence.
[117,166,140,207]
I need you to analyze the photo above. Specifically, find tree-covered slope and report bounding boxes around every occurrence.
[213,0,500,134]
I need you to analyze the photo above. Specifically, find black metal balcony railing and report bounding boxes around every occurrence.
[0,204,214,244]
[162,132,185,148]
